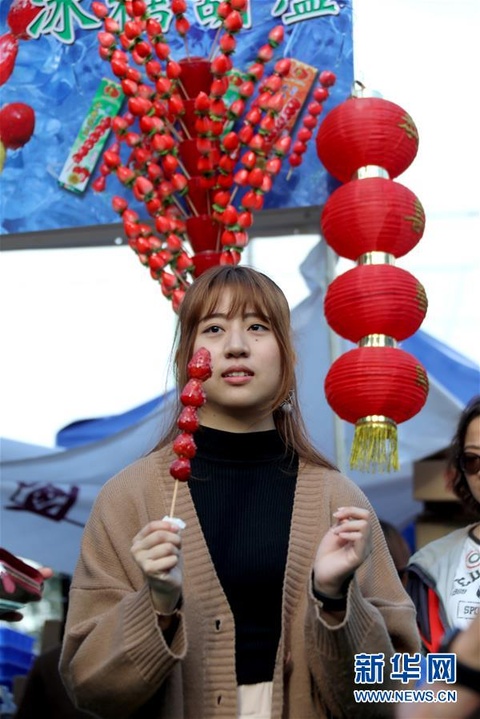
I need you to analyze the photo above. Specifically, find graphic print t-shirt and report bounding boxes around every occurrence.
[446,526,480,629]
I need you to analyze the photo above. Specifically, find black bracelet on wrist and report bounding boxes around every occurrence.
[311,573,352,612]
[153,593,183,617]
[439,627,480,695]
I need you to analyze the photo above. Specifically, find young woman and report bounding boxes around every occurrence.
[406,395,480,653]
[60,265,420,719]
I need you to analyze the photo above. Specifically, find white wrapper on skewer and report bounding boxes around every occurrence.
[162,515,186,531]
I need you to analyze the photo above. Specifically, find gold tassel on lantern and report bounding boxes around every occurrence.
[350,416,399,473]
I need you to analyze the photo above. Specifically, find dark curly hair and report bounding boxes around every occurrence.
[447,395,480,515]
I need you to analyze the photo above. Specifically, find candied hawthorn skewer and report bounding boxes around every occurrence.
[168,347,212,517]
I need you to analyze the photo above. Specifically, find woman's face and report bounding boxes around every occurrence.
[192,290,282,432]
[463,415,480,505]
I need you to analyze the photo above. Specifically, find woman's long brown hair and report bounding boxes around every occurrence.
[155,265,336,469]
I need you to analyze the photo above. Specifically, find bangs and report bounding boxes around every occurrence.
[201,280,271,322]
[191,267,287,325]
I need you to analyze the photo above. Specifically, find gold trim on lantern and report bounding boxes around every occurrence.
[357,251,396,265]
[405,198,426,236]
[350,416,399,473]
[359,335,397,348]
[354,165,390,180]
[416,283,428,313]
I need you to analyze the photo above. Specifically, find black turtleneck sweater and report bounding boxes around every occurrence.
[189,426,298,685]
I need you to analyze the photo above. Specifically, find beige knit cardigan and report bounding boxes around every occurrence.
[60,447,420,719]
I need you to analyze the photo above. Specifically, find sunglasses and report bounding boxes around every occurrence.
[459,452,480,475]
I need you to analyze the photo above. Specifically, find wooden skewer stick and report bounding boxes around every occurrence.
[171,194,189,218]
[208,27,222,62]
[171,267,191,289]
[177,78,189,98]
[176,156,191,180]
[185,194,200,216]
[165,120,184,143]
[177,117,191,140]
[169,479,179,517]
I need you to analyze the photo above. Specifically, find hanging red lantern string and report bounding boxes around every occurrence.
[316,82,429,472]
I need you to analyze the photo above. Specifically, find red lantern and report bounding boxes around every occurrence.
[316,96,419,182]
[316,84,428,472]
[325,347,429,471]
[321,177,425,260]
[324,264,428,342]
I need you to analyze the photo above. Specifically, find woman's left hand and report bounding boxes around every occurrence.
[313,506,372,596]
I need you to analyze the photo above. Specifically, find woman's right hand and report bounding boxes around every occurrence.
[131,520,182,614]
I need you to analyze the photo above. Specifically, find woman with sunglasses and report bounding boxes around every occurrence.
[406,395,480,653]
